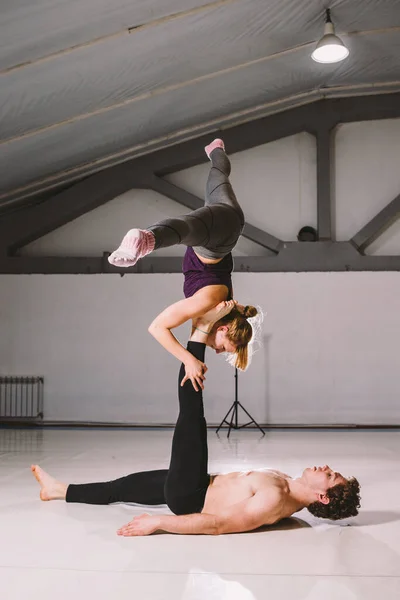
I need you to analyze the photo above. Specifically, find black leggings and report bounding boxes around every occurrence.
[66,342,210,515]
[148,148,244,260]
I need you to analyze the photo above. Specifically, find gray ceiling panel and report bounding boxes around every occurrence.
[328,31,400,86]
[4,39,399,195]
[0,0,400,204]
[0,49,341,192]
[0,0,324,141]
[0,0,214,70]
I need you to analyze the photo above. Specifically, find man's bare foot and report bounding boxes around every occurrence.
[31,465,68,501]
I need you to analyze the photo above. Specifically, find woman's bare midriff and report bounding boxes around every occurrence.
[193,250,223,265]
[201,470,291,514]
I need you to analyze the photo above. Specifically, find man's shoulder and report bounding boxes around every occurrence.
[229,489,284,530]
[257,485,286,504]
[254,481,287,513]
[247,486,284,514]
[215,485,287,533]
[252,486,287,521]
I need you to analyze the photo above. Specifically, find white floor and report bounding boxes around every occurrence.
[1,427,400,600]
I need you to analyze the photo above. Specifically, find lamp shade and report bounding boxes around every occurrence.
[311,20,349,63]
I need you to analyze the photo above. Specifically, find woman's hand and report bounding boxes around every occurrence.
[117,514,160,537]
[195,299,237,327]
[181,354,208,391]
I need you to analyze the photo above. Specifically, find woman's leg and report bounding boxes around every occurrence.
[204,143,243,214]
[108,140,244,266]
[108,204,234,267]
[148,206,214,250]
[164,341,210,515]
[191,143,244,259]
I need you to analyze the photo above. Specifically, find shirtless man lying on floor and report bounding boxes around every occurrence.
[32,305,361,536]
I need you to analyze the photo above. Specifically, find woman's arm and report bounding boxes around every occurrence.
[148,285,228,390]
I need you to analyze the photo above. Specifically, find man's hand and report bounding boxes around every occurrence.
[117,514,160,537]
[181,354,208,391]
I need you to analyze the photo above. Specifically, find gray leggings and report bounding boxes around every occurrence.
[148,149,245,259]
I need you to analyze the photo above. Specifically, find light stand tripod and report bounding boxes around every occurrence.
[216,368,265,437]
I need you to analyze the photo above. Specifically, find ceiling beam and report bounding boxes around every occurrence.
[0,165,150,254]
[148,175,205,211]
[0,168,284,254]
[1,93,400,255]
[103,93,400,177]
[150,102,317,175]
[3,89,400,209]
[316,127,335,240]
[328,93,400,127]
[3,243,400,274]
[350,192,400,252]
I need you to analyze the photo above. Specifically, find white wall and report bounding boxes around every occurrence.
[1,272,399,425]
[3,124,400,425]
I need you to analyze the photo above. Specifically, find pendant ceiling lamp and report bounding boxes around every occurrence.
[311,8,349,64]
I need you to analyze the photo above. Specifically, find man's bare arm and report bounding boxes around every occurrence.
[157,492,283,535]
[157,513,219,535]
[117,512,219,537]
[158,492,282,534]
[117,492,283,537]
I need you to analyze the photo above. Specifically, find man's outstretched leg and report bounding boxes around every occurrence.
[31,464,168,505]
[31,342,209,509]
[164,340,210,515]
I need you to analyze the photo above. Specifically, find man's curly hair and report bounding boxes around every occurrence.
[307,477,361,520]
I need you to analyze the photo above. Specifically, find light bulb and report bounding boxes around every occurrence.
[312,42,349,64]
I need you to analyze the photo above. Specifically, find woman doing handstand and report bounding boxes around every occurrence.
[109,139,259,390]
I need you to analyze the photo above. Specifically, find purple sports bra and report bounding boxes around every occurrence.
[183,247,233,299]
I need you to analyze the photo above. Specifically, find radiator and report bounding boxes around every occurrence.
[0,376,44,421]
